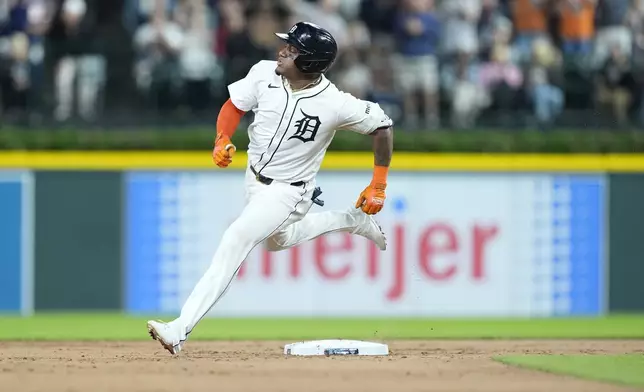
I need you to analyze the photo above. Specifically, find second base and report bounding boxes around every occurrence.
[284,339,389,356]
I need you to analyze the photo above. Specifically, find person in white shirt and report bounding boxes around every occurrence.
[147,21,395,355]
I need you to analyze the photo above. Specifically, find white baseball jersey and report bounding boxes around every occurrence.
[227,60,393,183]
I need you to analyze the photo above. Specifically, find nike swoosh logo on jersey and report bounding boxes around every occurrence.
[268,83,280,89]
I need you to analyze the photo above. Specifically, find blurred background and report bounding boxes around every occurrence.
[1,0,644,320]
[1,0,644,130]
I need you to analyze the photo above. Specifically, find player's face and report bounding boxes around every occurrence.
[275,43,300,77]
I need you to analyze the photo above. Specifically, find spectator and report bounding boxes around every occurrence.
[478,0,513,61]
[221,4,280,92]
[593,0,631,67]
[556,0,596,57]
[595,43,635,126]
[0,31,30,119]
[48,0,105,123]
[123,0,175,34]
[25,0,52,121]
[336,48,371,99]
[174,0,217,114]
[478,43,524,124]
[626,0,644,60]
[364,39,403,126]
[393,0,441,129]
[510,0,549,64]
[359,0,397,39]
[626,0,644,125]
[627,0,644,66]
[218,0,249,87]
[527,37,565,128]
[245,7,283,57]
[337,0,361,21]
[444,54,488,129]
[0,0,52,122]
[0,1,26,118]
[133,0,184,112]
[289,0,349,50]
[441,0,482,62]
[346,18,371,52]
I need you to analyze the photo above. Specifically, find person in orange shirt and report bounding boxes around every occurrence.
[511,0,550,62]
[557,0,597,55]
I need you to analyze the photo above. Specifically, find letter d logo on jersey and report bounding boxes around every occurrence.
[289,109,321,143]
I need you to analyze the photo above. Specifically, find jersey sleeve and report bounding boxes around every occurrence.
[336,93,394,135]
[227,61,266,112]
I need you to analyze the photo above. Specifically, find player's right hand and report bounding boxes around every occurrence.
[213,135,236,168]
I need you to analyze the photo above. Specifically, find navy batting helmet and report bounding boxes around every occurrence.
[275,22,338,74]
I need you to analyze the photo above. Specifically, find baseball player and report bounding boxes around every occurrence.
[147,21,394,355]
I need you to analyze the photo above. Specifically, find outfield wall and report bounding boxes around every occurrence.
[1,152,642,315]
[0,171,33,315]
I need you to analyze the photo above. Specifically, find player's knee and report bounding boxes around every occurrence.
[264,237,285,252]
[264,230,290,252]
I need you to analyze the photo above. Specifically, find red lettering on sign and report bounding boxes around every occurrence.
[290,246,301,278]
[232,219,501,301]
[261,248,271,278]
[237,262,247,279]
[472,225,498,280]
[419,223,458,281]
[367,241,379,279]
[261,246,301,278]
[314,233,352,279]
[386,224,405,301]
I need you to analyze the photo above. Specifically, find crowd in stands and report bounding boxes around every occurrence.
[1,0,644,129]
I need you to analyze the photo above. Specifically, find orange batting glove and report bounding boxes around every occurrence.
[212,134,236,168]
[355,166,388,215]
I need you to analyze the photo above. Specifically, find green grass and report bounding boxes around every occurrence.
[496,354,644,388]
[0,313,643,341]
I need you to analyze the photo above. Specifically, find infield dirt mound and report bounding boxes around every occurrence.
[1,340,642,392]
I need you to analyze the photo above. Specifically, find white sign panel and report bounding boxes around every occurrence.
[126,171,605,317]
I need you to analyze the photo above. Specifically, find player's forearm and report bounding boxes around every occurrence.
[216,99,245,141]
[372,127,393,167]
[369,127,393,187]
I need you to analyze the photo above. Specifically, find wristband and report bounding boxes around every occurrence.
[214,135,236,152]
[372,165,389,187]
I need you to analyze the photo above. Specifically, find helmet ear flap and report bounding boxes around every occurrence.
[295,59,331,74]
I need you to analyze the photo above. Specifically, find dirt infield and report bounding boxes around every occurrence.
[1,340,643,392]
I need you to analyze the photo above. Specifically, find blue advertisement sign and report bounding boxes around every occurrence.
[0,171,33,315]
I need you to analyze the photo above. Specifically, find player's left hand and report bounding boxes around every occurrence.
[355,182,386,215]
[212,135,236,168]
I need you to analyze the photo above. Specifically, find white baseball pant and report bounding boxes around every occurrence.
[174,166,367,338]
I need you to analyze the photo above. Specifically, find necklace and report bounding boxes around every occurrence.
[285,75,322,92]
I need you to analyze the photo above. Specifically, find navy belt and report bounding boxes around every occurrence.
[251,165,305,187]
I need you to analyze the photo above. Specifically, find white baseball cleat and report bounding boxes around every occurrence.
[350,207,387,251]
[147,320,184,355]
